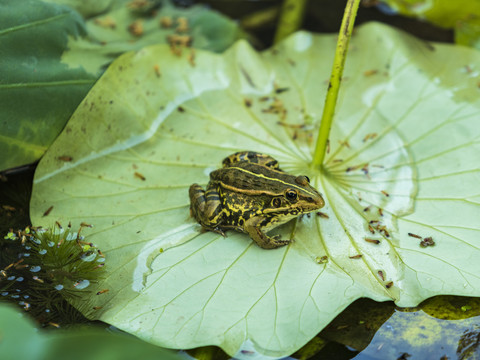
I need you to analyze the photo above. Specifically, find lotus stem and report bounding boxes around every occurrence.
[311,0,361,170]
[273,0,308,43]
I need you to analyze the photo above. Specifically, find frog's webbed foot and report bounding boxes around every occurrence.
[254,228,291,249]
[211,227,227,237]
[245,217,291,249]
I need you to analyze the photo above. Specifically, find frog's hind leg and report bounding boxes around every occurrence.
[222,151,280,170]
[189,184,224,233]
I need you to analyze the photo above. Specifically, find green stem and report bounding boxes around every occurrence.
[311,0,361,169]
[273,0,308,44]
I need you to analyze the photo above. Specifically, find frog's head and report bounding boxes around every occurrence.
[263,175,325,223]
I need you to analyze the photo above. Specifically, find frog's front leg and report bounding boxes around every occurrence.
[244,216,291,249]
[189,184,225,234]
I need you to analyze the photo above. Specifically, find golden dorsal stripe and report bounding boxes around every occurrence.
[225,166,318,197]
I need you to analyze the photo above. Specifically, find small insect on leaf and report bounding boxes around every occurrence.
[420,237,435,247]
[408,232,422,239]
[43,206,53,217]
[57,155,72,162]
[349,254,362,259]
[128,20,144,37]
[316,211,329,219]
[378,270,385,281]
[134,172,146,181]
[94,16,116,29]
[365,238,380,244]
[363,70,378,76]
[346,165,360,172]
[338,140,350,148]
[315,256,328,264]
[188,49,196,67]
[159,16,173,28]
[153,64,161,77]
[274,87,290,94]
[176,17,189,33]
[362,132,378,142]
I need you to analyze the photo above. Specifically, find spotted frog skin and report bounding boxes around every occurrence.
[189,151,325,249]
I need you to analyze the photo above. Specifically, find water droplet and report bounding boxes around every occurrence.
[47,241,55,247]
[80,252,97,262]
[18,301,25,306]
[23,295,29,299]
[30,266,41,273]
[74,280,90,289]
[7,276,15,281]
[25,246,31,250]
[11,295,20,299]
[22,253,30,257]
[32,238,41,244]
[1,292,8,296]
[16,277,24,282]
[39,249,47,255]
[54,227,65,235]
[66,232,77,241]
[45,309,50,313]
[54,284,64,291]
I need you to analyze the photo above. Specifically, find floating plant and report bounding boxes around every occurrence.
[0,223,105,326]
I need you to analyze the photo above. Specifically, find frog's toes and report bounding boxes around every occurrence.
[272,238,291,247]
[212,227,227,237]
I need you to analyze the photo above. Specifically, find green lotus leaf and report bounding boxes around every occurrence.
[0,305,44,360]
[378,0,480,49]
[0,304,182,360]
[30,22,480,358]
[43,0,115,17]
[62,0,245,76]
[0,0,97,172]
[379,0,480,28]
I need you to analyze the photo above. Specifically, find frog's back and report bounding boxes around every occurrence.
[210,161,294,194]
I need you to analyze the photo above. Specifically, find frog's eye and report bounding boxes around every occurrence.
[305,176,310,183]
[285,189,298,201]
[272,198,282,208]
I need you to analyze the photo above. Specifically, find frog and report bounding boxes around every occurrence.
[189,151,325,249]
